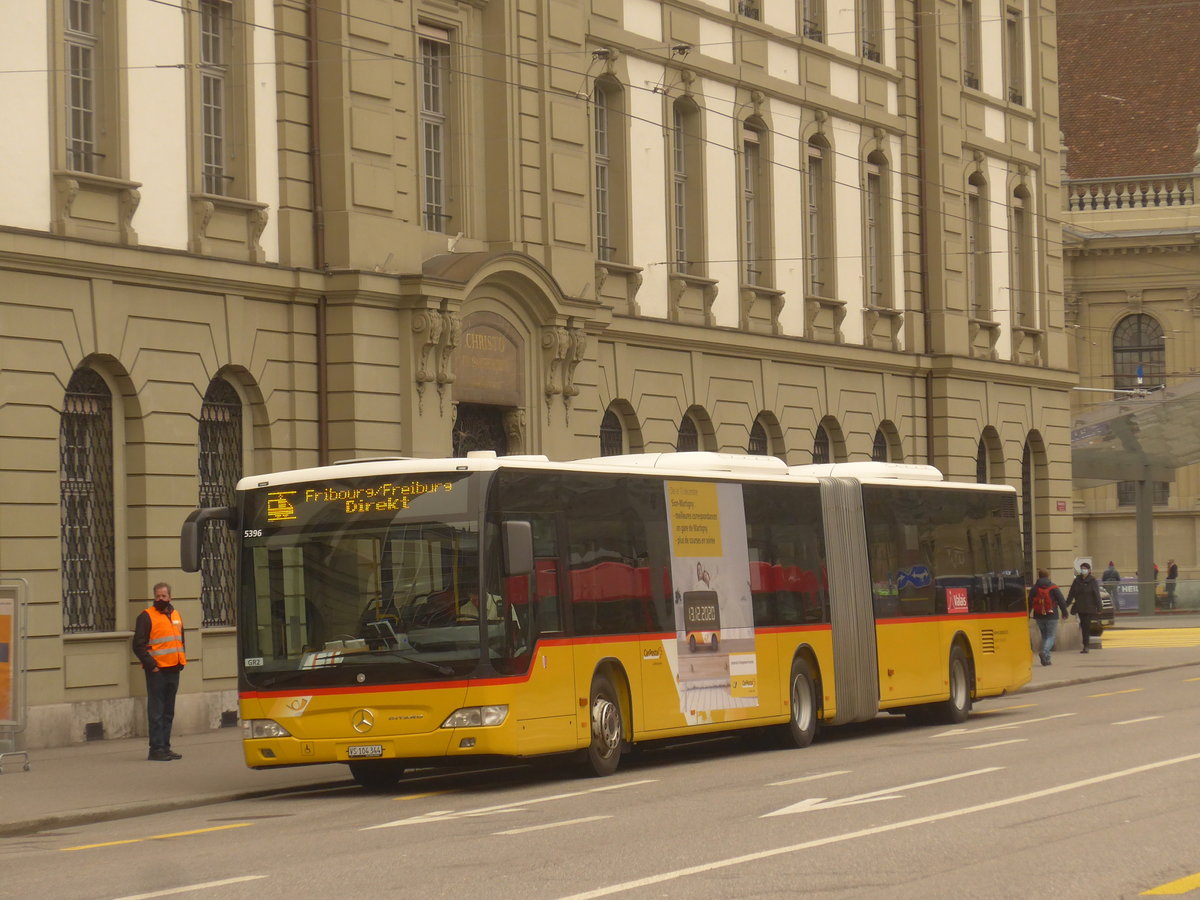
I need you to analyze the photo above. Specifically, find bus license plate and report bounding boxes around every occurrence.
[347,744,384,758]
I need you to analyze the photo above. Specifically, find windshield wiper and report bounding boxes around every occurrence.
[364,621,455,676]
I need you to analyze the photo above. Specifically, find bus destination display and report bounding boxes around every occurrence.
[244,474,469,534]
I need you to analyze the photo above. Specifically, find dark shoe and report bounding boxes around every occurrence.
[148,749,173,761]
[166,750,182,760]
[1080,647,1089,654]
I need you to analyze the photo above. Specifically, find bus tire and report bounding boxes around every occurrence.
[586,673,624,776]
[710,634,719,651]
[688,635,697,652]
[782,658,819,748]
[348,760,406,790]
[930,645,972,724]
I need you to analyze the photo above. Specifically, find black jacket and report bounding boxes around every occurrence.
[1067,573,1102,616]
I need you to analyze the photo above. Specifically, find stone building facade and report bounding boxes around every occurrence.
[1060,0,1200,598]
[0,0,1072,748]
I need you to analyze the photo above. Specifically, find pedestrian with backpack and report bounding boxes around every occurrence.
[1030,568,1069,666]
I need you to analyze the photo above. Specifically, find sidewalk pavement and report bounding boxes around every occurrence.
[3,618,1199,839]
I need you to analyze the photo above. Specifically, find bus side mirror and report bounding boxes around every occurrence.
[180,506,236,573]
[502,520,533,577]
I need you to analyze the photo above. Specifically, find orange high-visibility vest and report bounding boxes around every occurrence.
[145,606,186,668]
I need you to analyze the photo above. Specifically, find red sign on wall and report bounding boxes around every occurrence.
[1056,500,1067,512]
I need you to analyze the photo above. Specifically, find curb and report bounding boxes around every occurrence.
[1018,659,1199,695]
[0,778,350,839]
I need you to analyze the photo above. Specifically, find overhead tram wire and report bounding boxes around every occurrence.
[7,0,1196,279]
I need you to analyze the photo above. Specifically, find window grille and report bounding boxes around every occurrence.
[961,0,980,89]
[871,429,888,462]
[737,0,760,20]
[600,409,624,456]
[749,421,768,456]
[677,416,698,452]
[812,425,830,464]
[199,378,242,626]
[60,368,115,633]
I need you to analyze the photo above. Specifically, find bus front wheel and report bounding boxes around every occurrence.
[348,760,406,790]
[586,674,624,776]
[782,658,819,748]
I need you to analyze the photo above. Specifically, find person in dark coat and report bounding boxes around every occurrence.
[1066,562,1102,653]
[1166,559,1178,610]
[1029,568,1069,666]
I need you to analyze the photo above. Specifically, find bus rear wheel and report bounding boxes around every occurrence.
[348,760,406,790]
[930,645,972,724]
[781,658,818,748]
[585,673,624,776]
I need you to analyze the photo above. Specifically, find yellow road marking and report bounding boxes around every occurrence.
[1185,677,1200,683]
[1142,870,1200,894]
[1103,628,1200,649]
[1089,688,1143,698]
[61,822,253,852]
[396,789,458,801]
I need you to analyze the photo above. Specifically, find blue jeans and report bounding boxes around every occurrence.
[1034,616,1059,662]
[146,666,181,752]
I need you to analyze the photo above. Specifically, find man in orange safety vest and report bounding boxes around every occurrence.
[132,583,186,761]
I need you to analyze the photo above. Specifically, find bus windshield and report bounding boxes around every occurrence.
[237,473,495,689]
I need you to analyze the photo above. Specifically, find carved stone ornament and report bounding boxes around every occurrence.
[412,308,445,390]
[502,408,527,455]
[564,327,586,399]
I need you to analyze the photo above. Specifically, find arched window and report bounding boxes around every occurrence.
[749,420,768,456]
[593,79,628,264]
[976,437,989,484]
[871,429,888,462]
[865,151,892,307]
[670,99,704,275]
[741,119,772,286]
[60,368,115,633]
[600,408,623,456]
[806,137,833,297]
[1112,314,1164,390]
[677,415,698,452]
[1011,186,1034,326]
[199,378,243,626]
[812,424,830,464]
[967,172,991,319]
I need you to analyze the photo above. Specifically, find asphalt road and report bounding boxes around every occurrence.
[4,662,1200,899]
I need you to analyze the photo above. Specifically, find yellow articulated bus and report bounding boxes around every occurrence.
[181,451,1030,789]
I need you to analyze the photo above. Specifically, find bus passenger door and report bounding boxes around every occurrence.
[506,514,576,754]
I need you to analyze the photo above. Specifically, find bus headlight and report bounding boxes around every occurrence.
[243,719,292,739]
[441,705,509,728]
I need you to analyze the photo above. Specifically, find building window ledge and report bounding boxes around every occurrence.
[740,283,785,334]
[52,170,142,245]
[804,294,846,343]
[595,260,644,317]
[189,193,270,263]
[863,304,903,350]
[968,316,1001,360]
[668,272,718,325]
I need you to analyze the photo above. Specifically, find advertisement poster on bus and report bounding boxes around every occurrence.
[664,480,757,720]
[0,594,13,725]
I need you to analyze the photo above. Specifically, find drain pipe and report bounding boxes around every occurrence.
[307,0,329,466]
